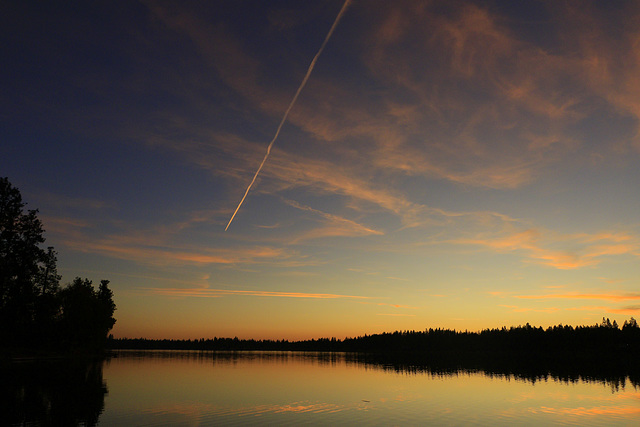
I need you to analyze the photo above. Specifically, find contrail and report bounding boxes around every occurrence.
[225,0,351,231]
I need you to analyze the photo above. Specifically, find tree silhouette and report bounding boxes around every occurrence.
[0,177,51,345]
[58,278,116,348]
[0,177,116,351]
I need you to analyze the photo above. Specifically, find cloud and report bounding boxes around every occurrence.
[608,306,640,314]
[136,287,373,300]
[284,199,383,242]
[564,306,609,312]
[560,1,640,150]
[131,1,640,205]
[376,313,416,317]
[262,148,528,230]
[123,1,640,246]
[142,0,576,202]
[40,216,91,231]
[452,228,639,269]
[254,223,283,229]
[66,238,295,266]
[499,305,560,313]
[135,122,435,228]
[144,1,278,116]
[377,303,416,309]
[46,212,312,267]
[350,1,587,187]
[119,2,640,247]
[515,293,640,302]
[34,192,115,211]
[224,0,352,231]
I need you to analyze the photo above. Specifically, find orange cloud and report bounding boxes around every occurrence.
[376,303,416,309]
[116,2,640,256]
[351,2,587,187]
[137,287,374,300]
[453,228,639,270]
[499,305,560,313]
[50,214,310,267]
[40,216,91,231]
[515,294,640,302]
[607,306,640,315]
[376,313,416,317]
[284,199,383,242]
[144,0,576,197]
[562,2,640,151]
[141,0,640,211]
[145,1,287,119]
[564,306,609,312]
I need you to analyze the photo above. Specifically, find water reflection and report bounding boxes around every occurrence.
[346,352,640,392]
[103,351,640,426]
[0,357,107,426]
[3,351,640,426]
[112,349,640,392]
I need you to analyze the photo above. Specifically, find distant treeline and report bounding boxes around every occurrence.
[111,317,640,358]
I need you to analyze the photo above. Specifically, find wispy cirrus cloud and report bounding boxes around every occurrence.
[607,306,640,314]
[452,228,639,269]
[137,287,373,300]
[224,0,351,231]
[81,243,291,266]
[515,293,640,302]
[352,1,585,188]
[558,1,640,151]
[358,301,416,308]
[140,0,575,209]
[283,199,383,242]
[377,303,415,309]
[40,216,92,231]
[46,212,310,267]
[127,1,640,242]
[376,313,416,317]
[135,0,640,213]
[34,192,116,211]
[564,306,609,312]
[499,305,560,314]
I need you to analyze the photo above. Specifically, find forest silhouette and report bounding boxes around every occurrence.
[111,317,640,356]
[111,318,640,387]
[0,177,116,352]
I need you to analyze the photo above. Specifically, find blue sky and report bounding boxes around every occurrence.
[3,0,640,339]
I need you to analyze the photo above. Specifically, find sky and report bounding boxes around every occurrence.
[2,0,640,340]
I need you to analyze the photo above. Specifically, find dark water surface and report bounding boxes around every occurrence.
[3,350,640,425]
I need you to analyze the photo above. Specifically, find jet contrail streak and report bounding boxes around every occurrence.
[225,0,351,231]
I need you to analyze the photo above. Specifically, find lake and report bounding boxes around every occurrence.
[4,350,640,426]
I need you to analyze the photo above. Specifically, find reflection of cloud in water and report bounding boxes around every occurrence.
[145,401,351,419]
[143,402,213,417]
[536,405,640,417]
[500,390,640,421]
[506,391,539,404]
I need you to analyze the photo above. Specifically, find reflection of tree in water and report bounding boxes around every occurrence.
[345,352,640,392]
[112,349,640,393]
[0,357,107,426]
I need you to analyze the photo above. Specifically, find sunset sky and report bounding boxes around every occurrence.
[3,0,640,340]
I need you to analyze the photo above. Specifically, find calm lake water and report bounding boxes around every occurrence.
[5,350,640,426]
